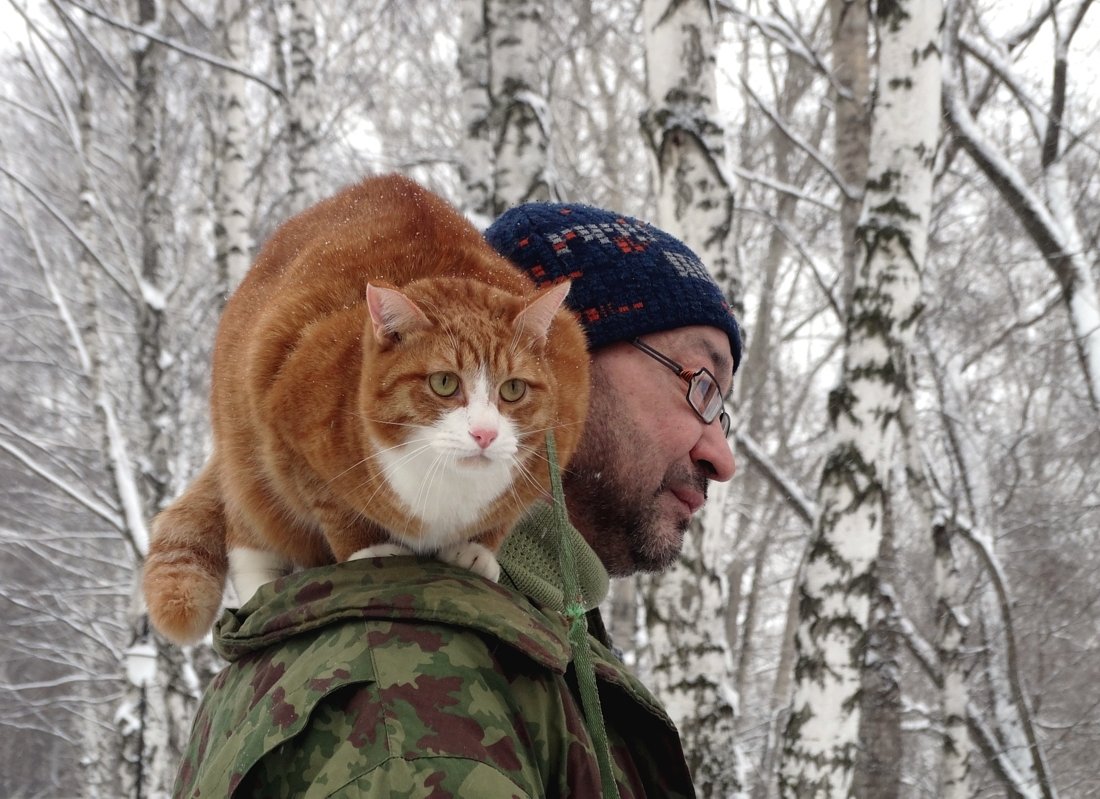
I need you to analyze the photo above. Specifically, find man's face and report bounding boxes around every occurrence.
[563,325,736,576]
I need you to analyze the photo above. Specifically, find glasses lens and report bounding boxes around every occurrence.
[688,371,722,423]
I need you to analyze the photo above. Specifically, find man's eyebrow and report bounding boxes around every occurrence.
[694,335,733,392]
[701,338,732,377]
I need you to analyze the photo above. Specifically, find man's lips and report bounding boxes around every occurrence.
[669,487,705,515]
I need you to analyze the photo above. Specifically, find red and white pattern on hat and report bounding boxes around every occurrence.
[544,221,658,256]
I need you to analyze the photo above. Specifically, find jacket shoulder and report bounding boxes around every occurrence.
[218,557,572,670]
[176,559,574,796]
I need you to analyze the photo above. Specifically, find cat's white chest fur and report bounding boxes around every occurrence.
[376,371,520,549]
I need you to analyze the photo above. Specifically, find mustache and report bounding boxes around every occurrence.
[655,467,709,499]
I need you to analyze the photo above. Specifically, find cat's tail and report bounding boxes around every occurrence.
[142,462,228,646]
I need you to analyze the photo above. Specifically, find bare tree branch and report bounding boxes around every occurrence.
[59,0,286,98]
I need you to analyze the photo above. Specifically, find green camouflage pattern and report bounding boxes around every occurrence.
[175,557,696,797]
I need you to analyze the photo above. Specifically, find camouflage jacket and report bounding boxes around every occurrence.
[174,556,696,797]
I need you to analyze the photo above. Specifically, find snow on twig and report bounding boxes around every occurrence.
[0,425,122,528]
[59,0,285,98]
[740,78,859,201]
[734,430,815,525]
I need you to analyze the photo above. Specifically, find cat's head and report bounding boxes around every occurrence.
[359,277,582,543]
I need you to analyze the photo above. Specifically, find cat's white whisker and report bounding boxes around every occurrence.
[524,419,589,435]
[353,442,434,498]
[513,445,554,471]
[413,451,448,525]
[506,318,523,358]
[347,413,426,431]
[327,433,432,486]
[508,457,548,499]
[327,445,408,484]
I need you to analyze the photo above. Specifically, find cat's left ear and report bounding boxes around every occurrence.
[366,283,432,346]
[513,281,571,346]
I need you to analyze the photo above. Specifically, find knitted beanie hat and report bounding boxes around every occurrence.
[485,203,742,373]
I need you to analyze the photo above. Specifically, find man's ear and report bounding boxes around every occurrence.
[366,283,431,345]
[513,281,571,345]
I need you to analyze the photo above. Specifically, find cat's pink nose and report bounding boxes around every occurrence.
[470,427,498,449]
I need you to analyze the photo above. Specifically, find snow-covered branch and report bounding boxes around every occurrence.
[735,430,815,526]
[740,78,859,202]
[0,424,122,528]
[59,0,285,98]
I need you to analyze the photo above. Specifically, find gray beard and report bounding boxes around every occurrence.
[563,427,706,576]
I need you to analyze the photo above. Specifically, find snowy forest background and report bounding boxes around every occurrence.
[1,0,1098,797]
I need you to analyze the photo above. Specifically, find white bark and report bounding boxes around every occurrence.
[895,601,1043,799]
[457,0,494,225]
[285,0,322,208]
[216,0,253,292]
[829,0,870,309]
[779,1,942,796]
[124,3,196,794]
[901,377,974,799]
[639,1,742,795]
[853,514,902,799]
[489,0,556,211]
[132,0,172,520]
[641,0,738,302]
[934,522,971,799]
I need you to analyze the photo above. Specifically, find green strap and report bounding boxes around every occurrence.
[546,431,622,799]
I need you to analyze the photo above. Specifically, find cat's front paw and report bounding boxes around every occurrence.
[347,542,413,561]
[229,548,293,608]
[437,542,501,582]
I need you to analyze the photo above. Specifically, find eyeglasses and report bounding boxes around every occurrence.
[630,339,731,436]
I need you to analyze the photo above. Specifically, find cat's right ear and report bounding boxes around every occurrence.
[366,283,431,346]
[514,281,571,346]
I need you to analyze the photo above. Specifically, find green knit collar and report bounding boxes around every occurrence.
[498,502,609,614]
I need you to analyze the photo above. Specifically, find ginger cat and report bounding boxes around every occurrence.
[142,175,589,645]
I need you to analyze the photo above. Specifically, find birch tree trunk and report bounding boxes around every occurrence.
[122,3,200,794]
[639,1,741,795]
[285,0,322,209]
[215,0,253,293]
[901,369,974,798]
[126,3,167,787]
[830,9,904,792]
[852,509,902,799]
[733,30,830,793]
[933,521,972,799]
[489,0,556,212]
[829,0,870,309]
[640,0,738,305]
[458,0,494,224]
[133,0,171,519]
[779,2,942,796]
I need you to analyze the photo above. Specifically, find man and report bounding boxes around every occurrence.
[174,202,741,797]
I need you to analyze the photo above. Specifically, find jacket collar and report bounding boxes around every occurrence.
[498,502,610,613]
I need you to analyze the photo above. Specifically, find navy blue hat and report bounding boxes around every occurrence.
[485,203,742,373]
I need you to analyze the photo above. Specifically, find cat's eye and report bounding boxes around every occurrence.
[428,372,460,397]
[499,378,527,402]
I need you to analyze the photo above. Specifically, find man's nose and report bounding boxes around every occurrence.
[691,419,736,481]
